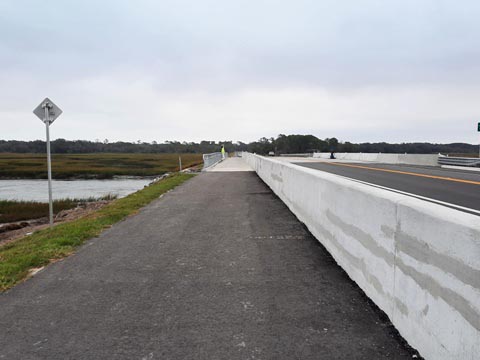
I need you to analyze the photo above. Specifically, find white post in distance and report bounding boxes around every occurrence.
[478,122,480,158]
[33,98,63,227]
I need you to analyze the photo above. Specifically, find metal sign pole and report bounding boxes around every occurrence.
[44,103,54,226]
[179,156,182,171]
[33,97,62,226]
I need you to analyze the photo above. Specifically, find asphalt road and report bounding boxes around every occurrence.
[0,171,419,359]
[295,162,480,214]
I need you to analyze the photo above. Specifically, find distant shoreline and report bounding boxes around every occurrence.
[0,174,160,181]
[0,153,202,180]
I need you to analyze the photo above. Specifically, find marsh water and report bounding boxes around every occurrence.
[0,179,151,201]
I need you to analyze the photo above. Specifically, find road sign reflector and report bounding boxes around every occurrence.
[33,97,63,124]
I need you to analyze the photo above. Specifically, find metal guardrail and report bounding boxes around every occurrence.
[438,155,480,167]
[202,152,228,170]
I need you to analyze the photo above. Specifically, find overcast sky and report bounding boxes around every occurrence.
[1,0,480,144]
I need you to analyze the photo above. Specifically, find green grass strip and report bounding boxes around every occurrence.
[0,173,195,292]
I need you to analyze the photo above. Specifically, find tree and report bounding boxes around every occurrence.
[327,137,339,151]
[0,138,476,155]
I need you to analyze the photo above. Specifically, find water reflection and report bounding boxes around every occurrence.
[0,179,151,201]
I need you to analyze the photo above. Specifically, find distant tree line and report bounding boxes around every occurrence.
[245,135,477,155]
[0,135,476,155]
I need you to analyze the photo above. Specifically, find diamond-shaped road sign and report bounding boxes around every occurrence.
[33,98,62,124]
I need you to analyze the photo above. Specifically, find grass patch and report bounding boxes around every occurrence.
[0,173,195,291]
[0,196,117,224]
[0,153,203,179]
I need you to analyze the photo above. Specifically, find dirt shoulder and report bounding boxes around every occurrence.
[0,200,112,247]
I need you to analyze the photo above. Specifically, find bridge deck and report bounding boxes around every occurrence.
[295,161,480,215]
[0,168,418,359]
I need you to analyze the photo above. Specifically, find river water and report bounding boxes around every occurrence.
[0,179,152,202]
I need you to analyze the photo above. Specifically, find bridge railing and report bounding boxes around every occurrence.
[202,152,228,170]
[312,152,440,166]
[438,155,480,167]
[243,151,480,360]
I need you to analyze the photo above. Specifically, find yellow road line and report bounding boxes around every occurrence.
[325,162,480,186]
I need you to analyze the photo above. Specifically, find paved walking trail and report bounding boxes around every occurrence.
[205,156,253,172]
[0,158,418,359]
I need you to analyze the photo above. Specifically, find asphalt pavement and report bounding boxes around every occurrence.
[295,161,480,214]
[0,168,419,359]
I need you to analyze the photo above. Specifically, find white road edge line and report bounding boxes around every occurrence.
[441,165,480,172]
[334,174,480,216]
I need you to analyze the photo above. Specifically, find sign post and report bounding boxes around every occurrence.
[33,98,62,226]
[478,122,480,158]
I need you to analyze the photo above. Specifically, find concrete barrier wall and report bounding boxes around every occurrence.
[243,152,480,360]
[312,152,439,166]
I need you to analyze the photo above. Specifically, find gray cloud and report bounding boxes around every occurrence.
[1,0,480,143]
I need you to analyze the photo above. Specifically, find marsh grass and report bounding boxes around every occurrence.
[0,153,203,179]
[0,195,117,224]
[0,173,195,291]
